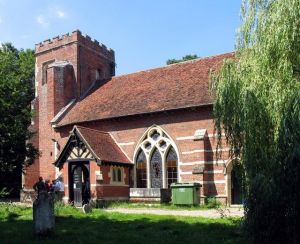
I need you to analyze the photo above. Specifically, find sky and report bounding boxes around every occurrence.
[0,0,242,75]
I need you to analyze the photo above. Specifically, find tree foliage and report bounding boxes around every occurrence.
[166,54,198,65]
[0,43,37,174]
[212,0,300,242]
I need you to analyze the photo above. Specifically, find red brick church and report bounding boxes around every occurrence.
[22,30,241,206]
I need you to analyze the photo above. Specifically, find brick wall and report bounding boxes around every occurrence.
[59,106,230,199]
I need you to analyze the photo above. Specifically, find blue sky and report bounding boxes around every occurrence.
[0,0,242,75]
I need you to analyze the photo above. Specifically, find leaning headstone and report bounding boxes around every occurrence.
[33,191,55,235]
[82,203,92,214]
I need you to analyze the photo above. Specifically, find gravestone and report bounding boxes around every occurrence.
[33,191,55,235]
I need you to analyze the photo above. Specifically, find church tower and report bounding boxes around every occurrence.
[23,30,115,188]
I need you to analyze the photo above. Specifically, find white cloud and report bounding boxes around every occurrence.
[36,8,67,27]
[36,15,49,27]
[0,17,2,24]
[56,10,66,18]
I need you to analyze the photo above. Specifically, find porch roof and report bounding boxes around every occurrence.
[54,126,132,167]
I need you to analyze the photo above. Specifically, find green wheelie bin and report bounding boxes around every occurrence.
[171,182,201,205]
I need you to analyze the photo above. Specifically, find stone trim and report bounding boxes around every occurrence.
[182,148,230,154]
[180,160,226,166]
[118,142,135,146]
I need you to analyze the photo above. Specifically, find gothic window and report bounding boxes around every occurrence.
[166,147,178,188]
[150,148,162,188]
[136,149,147,188]
[135,126,179,188]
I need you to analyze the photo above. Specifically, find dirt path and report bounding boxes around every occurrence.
[0,200,244,218]
[104,207,244,218]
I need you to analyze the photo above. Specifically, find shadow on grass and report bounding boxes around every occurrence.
[0,211,246,244]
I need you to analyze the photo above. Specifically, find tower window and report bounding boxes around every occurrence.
[42,60,54,85]
[95,69,102,80]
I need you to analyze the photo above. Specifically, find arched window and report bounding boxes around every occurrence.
[136,149,147,188]
[134,126,179,188]
[166,147,178,188]
[150,148,162,188]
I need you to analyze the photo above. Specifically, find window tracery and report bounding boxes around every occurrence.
[135,126,178,188]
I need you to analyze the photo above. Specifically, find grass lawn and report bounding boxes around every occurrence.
[0,203,247,244]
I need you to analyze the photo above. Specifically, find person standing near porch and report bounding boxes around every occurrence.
[54,176,64,201]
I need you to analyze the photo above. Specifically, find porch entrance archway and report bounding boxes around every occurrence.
[69,162,90,207]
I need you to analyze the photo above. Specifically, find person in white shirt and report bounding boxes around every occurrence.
[54,176,64,201]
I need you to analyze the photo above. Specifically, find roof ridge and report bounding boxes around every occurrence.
[113,51,234,78]
[75,125,109,135]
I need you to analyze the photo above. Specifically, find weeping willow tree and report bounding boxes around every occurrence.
[212,0,300,242]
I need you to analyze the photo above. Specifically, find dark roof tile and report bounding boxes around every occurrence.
[76,126,131,164]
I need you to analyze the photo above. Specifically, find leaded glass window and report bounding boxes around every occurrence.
[135,126,179,189]
[150,148,162,188]
[166,147,178,187]
[136,149,147,188]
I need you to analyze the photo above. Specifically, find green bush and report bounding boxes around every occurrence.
[205,197,222,209]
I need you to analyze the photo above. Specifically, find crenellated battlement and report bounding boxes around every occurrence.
[35,30,114,61]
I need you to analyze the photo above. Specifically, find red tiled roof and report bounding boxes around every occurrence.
[58,52,234,127]
[76,126,131,164]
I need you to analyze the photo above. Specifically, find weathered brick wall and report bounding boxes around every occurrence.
[57,106,231,201]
